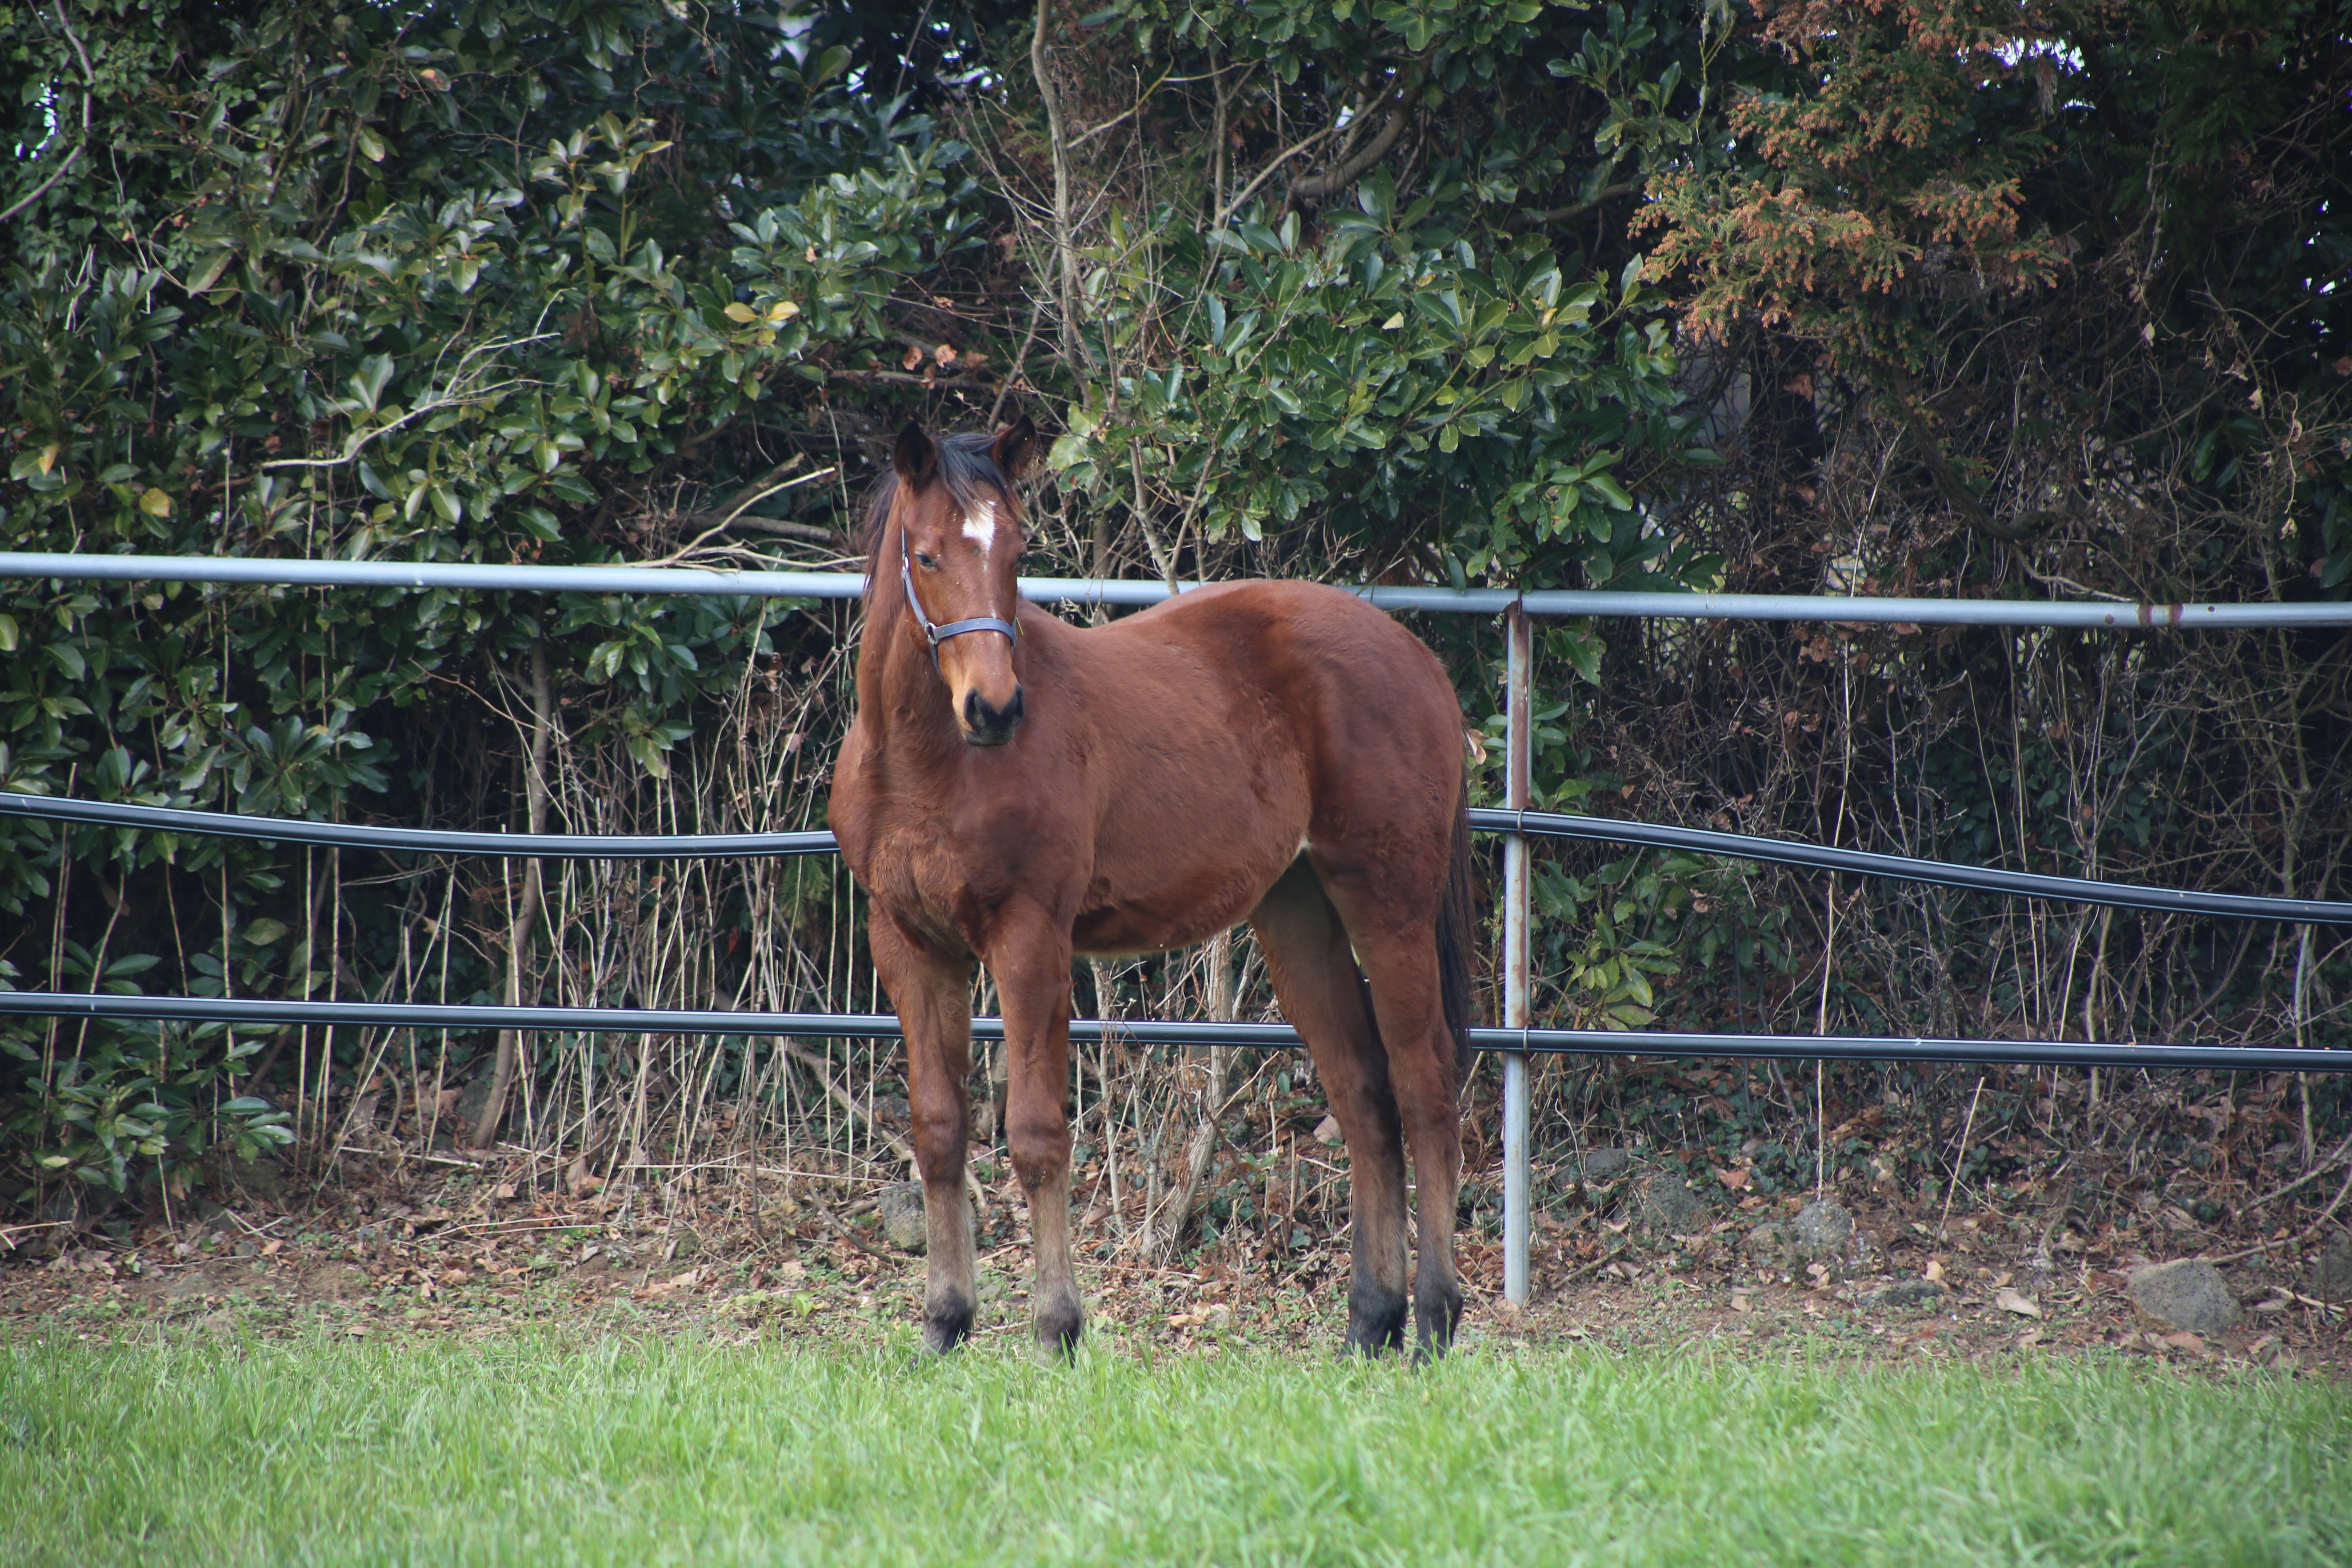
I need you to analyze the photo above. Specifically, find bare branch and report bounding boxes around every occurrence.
[260,333,557,472]
[1510,179,1642,230]
[1215,125,1339,230]
[1876,359,2071,543]
[634,465,838,569]
[0,2,95,227]
[1289,89,1410,205]
[1031,0,1088,370]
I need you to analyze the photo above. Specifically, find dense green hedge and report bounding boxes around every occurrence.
[2,0,2345,1208]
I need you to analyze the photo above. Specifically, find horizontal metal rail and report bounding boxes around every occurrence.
[5,991,2348,1073]
[1467,808,2352,926]
[8,791,2345,925]
[6,551,2352,629]
[0,791,836,860]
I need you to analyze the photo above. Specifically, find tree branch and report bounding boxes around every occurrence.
[261,333,555,471]
[1288,89,1410,204]
[1876,359,2071,543]
[824,368,1001,394]
[0,2,95,227]
[1215,125,1338,230]
[1510,179,1642,231]
[1031,0,1089,371]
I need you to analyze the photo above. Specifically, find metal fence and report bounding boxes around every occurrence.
[6,550,2352,1301]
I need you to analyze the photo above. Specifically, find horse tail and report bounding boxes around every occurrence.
[1437,782,1477,1093]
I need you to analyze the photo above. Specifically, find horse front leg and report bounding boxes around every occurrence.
[869,912,978,1352]
[988,906,1081,1355]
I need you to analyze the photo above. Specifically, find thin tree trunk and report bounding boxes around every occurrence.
[470,644,552,1149]
[1030,0,1087,372]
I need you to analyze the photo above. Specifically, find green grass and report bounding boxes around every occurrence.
[2,1330,2345,1566]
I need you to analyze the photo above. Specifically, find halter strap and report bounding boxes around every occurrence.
[899,526,1020,666]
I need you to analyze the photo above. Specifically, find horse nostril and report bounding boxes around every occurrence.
[961,686,1025,744]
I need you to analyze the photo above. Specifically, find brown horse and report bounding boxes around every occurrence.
[827,419,1475,1356]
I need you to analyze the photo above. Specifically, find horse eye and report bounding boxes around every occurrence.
[915,550,938,569]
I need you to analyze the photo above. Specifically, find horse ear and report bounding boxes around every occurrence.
[989,416,1038,482]
[893,422,938,486]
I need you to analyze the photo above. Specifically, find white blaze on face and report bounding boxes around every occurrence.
[962,498,999,566]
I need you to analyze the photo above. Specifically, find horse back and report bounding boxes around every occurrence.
[1065,580,1464,931]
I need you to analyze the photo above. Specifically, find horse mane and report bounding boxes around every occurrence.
[859,432,1020,589]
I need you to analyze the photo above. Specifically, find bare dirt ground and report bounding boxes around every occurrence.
[7,1149,2344,1377]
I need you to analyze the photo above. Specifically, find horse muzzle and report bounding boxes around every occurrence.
[960,686,1025,746]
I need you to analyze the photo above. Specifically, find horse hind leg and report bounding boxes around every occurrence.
[1308,831,1470,1359]
[1248,858,1409,1354]
[1335,919,1465,1359]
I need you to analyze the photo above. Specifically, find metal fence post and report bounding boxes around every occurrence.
[1502,600,1532,1307]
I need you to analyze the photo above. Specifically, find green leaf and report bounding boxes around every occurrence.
[806,45,852,87]
[185,249,235,296]
[353,354,396,412]
[1586,475,1636,510]
[1562,628,1603,685]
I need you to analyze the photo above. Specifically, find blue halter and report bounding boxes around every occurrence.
[900,525,1020,667]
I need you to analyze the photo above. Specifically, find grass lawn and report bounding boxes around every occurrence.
[2,1329,2344,1566]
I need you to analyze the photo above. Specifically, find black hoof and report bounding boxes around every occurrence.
[922,1294,975,1354]
[1034,1295,1082,1359]
[1414,1287,1463,1358]
[1344,1281,1409,1356]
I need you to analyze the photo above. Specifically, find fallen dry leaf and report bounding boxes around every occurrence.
[2162,1331,2205,1355]
[1995,1288,2042,1319]
[1924,1258,1946,1283]
[1713,1167,1752,1191]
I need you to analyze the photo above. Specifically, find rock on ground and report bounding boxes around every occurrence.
[1635,1174,1704,1234]
[1744,1198,1877,1280]
[1793,1198,1854,1253]
[1555,1148,1630,1187]
[2128,1258,2241,1334]
[877,1183,927,1254]
[1860,1278,1947,1310]
[2313,1229,2352,1303]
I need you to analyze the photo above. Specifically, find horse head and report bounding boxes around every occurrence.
[887,418,1037,746]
